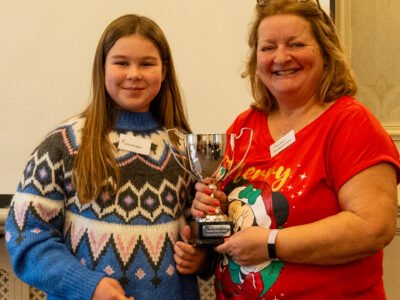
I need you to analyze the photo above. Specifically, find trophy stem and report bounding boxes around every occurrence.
[209,183,217,197]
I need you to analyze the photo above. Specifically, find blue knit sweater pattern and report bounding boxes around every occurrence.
[5,111,199,300]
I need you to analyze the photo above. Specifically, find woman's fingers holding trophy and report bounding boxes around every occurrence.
[202,177,216,186]
[201,178,229,212]
[193,182,228,217]
[214,190,228,213]
[191,193,210,218]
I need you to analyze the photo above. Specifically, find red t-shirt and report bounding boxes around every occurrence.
[216,96,400,300]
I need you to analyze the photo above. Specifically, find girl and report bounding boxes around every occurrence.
[6,14,205,300]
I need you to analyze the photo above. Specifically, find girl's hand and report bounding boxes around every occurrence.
[174,225,208,274]
[92,277,134,300]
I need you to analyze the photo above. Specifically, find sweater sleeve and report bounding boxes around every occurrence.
[5,128,105,300]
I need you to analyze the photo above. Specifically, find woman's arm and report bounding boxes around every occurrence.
[213,163,397,266]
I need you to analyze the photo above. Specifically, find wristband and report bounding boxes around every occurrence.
[267,229,279,260]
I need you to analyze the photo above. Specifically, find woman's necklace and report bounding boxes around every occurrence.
[268,113,299,140]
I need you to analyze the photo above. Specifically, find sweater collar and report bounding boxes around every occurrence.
[115,110,160,131]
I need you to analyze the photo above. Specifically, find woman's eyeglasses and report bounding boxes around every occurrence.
[257,0,322,10]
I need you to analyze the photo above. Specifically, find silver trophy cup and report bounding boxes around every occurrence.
[167,128,252,246]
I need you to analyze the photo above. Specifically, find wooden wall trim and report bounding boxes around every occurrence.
[397,206,400,236]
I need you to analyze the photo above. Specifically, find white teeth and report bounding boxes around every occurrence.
[275,70,296,75]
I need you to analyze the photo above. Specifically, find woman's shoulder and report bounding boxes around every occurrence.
[236,107,264,118]
[330,96,372,116]
[327,96,382,127]
[229,107,265,129]
[322,96,396,156]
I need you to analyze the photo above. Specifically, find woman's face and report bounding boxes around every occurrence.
[256,14,324,102]
[105,34,165,112]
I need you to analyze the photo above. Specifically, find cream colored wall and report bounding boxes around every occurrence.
[350,1,400,124]
[0,0,256,194]
[0,0,332,194]
[336,0,400,128]
[336,1,400,299]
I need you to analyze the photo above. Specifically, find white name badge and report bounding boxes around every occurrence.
[270,130,296,158]
[118,133,151,155]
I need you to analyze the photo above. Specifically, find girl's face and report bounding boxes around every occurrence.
[105,34,165,112]
[256,14,324,102]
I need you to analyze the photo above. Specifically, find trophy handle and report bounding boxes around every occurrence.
[165,128,201,181]
[221,127,253,180]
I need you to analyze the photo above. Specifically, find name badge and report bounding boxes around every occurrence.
[270,130,296,158]
[118,134,151,155]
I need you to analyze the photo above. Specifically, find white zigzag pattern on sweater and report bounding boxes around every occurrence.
[64,211,182,266]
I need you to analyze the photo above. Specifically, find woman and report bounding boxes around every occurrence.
[191,0,400,299]
[6,14,206,300]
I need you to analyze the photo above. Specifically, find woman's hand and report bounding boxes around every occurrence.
[191,179,228,218]
[174,225,208,274]
[215,227,269,266]
[215,163,398,266]
[92,277,134,300]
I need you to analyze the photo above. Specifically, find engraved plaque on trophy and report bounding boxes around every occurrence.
[167,128,252,247]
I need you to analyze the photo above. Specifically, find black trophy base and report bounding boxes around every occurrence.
[190,218,233,247]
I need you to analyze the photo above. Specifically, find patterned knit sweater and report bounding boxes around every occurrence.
[5,111,200,300]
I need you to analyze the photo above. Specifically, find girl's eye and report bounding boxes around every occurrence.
[141,60,158,67]
[142,62,156,67]
[114,61,129,66]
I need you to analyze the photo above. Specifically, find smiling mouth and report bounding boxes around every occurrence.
[273,69,298,76]
[124,87,145,91]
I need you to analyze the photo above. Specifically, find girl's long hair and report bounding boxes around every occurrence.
[73,14,191,204]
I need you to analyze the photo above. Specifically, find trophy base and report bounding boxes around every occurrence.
[190,217,233,247]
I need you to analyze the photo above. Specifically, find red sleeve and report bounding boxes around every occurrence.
[325,101,400,192]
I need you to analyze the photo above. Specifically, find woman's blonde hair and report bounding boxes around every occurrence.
[73,14,191,204]
[243,0,357,112]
